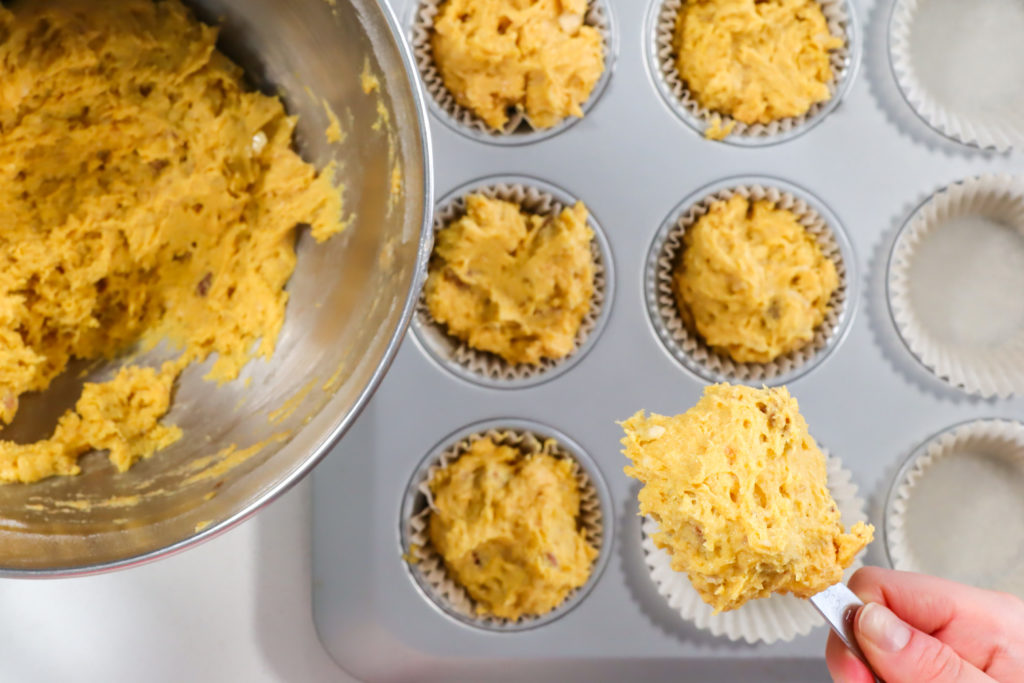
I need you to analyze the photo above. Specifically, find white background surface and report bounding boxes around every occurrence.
[0,480,353,683]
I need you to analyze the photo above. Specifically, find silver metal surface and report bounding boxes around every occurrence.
[0,0,432,575]
[312,0,1024,679]
[810,584,874,674]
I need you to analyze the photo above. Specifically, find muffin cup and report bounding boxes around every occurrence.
[412,176,614,389]
[410,0,616,145]
[884,419,1024,598]
[644,176,856,385]
[641,452,870,644]
[886,174,1024,398]
[889,0,1024,151]
[646,0,859,145]
[400,419,611,632]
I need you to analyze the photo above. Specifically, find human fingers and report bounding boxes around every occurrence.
[848,566,1023,673]
[855,602,993,683]
[825,629,874,683]
[847,567,1006,633]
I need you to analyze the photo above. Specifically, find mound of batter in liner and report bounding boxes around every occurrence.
[674,195,838,364]
[621,384,873,613]
[424,194,595,366]
[0,0,343,483]
[427,435,598,620]
[674,0,843,128]
[431,0,604,130]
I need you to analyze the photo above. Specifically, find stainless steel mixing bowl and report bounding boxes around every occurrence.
[0,0,432,575]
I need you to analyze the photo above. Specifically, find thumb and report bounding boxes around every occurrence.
[854,602,989,683]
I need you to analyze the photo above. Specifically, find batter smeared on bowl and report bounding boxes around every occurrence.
[427,435,598,620]
[673,195,838,364]
[621,384,873,613]
[0,0,344,483]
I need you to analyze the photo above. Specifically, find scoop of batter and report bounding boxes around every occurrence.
[621,384,873,613]
[428,436,597,620]
[674,0,843,126]
[0,0,343,483]
[424,194,595,366]
[431,0,604,130]
[674,195,838,364]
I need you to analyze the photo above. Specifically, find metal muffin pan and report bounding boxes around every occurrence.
[312,0,1024,679]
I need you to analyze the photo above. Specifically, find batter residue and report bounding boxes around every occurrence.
[0,0,343,483]
[675,0,843,126]
[621,384,873,613]
[428,436,597,620]
[674,195,838,363]
[431,0,604,130]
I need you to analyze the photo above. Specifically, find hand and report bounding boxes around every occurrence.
[826,566,1024,682]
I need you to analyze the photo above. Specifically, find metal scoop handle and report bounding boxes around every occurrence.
[810,583,880,681]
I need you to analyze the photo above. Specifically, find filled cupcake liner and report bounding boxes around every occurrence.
[885,419,1024,598]
[887,174,1024,398]
[410,0,613,142]
[649,181,849,384]
[414,180,609,387]
[641,452,869,644]
[404,427,605,631]
[651,0,854,143]
[889,0,1024,151]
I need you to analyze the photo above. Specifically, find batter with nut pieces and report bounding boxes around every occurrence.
[424,194,595,366]
[431,0,605,130]
[0,0,343,483]
[621,384,873,613]
[427,435,598,620]
[674,194,838,364]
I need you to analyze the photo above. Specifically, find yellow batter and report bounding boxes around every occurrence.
[674,195,838,364]
[427,436,598,620]
[675,0,843,126]
[0,0,343,483]
[424,194,594,366]
[621,384,873,613]
[431,0,604,130]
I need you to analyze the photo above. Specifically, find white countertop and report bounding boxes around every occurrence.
[0,480,354,683]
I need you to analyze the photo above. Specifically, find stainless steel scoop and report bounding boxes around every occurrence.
[811,583,880,680]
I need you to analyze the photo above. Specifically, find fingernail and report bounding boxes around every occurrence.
[858,602,911,652]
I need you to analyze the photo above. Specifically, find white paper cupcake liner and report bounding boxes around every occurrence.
[410,0,615,144]
[887,174,1024,398]
[413,177,613,389]
[641,452,870,644]
[884,419,1024,598]
[889,0,1024,151]
[645,177,854,385]
[647,0,857,144]
[401,420,609,632]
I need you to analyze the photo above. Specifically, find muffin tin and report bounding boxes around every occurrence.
[312,0,1024,678]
